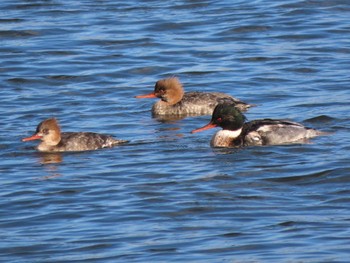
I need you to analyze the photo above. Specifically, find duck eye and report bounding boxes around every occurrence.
[216,117,222,122]
[42,128,49,134]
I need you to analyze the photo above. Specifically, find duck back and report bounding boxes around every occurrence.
[153,91,250,116]
[243,119,323,146]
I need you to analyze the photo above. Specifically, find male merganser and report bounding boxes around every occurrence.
[22,118,127,152]
[135,77,253,117]
[191,103,327,147]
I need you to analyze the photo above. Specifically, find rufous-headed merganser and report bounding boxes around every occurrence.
[135,77,253,117]
[22,118,128,152]
[191,103,327,147]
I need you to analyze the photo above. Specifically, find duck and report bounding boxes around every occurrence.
[191,103,327,147]
[22,118,128,152]
[135,77,253,117]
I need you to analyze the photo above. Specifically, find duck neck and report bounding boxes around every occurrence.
[164,89,184,105]
[44,131,61,146]
[210,128,243,147]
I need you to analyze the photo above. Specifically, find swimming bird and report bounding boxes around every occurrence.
[22,118,127,152]
[135,77,253,117]
[191,103,327,147]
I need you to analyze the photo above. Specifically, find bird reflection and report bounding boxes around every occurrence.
[39,152,63,164]
[33,153,62,180]
[154,114,190,122]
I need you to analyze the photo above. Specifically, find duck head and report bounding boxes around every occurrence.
[22,118,61,146]
[191,103,246,133]
[135,77,184,105]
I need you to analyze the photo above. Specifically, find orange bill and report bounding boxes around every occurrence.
[191,122,217,134]
[22,134,42,142]
[135,93,157,99]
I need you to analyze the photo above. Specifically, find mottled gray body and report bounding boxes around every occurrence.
[211,119,325,147]
[37,132,127,152]
[152,91,251,116]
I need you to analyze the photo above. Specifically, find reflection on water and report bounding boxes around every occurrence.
[39,152,63,164]
[36,173,61,181]
[33,153,63,180]
[154,114,190,122]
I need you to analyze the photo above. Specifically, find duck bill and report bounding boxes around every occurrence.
[135,93,157,99]
[22,134,42,142]
[191,122,217,133]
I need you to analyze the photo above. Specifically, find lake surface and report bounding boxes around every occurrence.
[1,0,350,262]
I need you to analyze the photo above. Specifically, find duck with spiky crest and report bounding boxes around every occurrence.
[136,77,253,118]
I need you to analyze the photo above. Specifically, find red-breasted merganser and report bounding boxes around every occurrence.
[22,118,127,152]
[135,77,253,117]
[191,103,327,147]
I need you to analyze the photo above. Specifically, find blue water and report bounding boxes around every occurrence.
[1,0,350,262]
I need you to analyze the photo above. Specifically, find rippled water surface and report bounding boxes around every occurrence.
[1,0,350,262]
